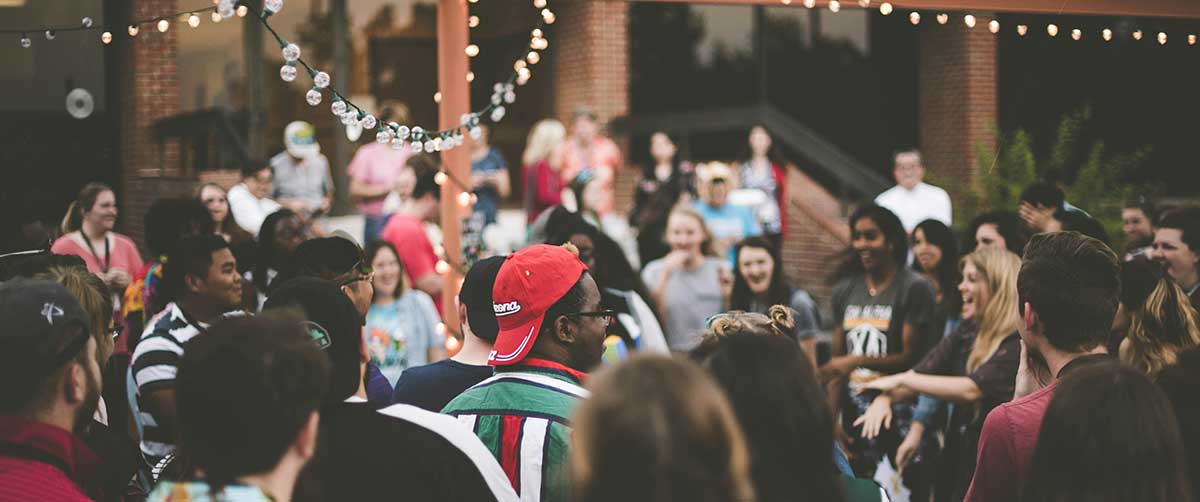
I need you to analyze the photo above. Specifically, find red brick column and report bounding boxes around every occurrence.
[552,0,629,127]
[916,17,997,215]
[782,168,851,314]
[117,0,185,245]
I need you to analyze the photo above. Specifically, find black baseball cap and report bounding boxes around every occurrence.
[459,255,506,343]
[263,277,362,403]
[0,279,92,387]
[284,236,366,284]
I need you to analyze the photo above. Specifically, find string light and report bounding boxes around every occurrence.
[456,192,472,207]
[468,15,479,28]
[1071,28,1081,40]
[909,12,920,25]
[188,14,200,28]
[936,13,948,25]
[236,5,248,17]
[1133,30,1143,41]
[1017,24,1028,36]
[466,71,475,82]
[128,24,139,37]
[45,30,55,40]
[1158,32,1167,45]
[434,91,442,103]
[964,15,976,28]
[803,0,815,8]
[1190,35,1197,46]
[988,20,1000,34]
[100,31,112,44]
[858,0,870,7]
[436,260,452,275]
[212,11,222,22]
[19,34,31,48]
[879,3,892,15]
[781,0,792,4]
[465,44,479,57]
[434,172,449,186]
[527,51,541,64]
[828,1,840,13]
[1102,28,1112,41]
[158,19,170,32]
[1046,24,1058,37]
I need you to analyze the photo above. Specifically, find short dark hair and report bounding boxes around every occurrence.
[1123,196,1157,226]
[1156,348,1200,488]
[967,211,1027,256]
[1020,181,1065,210]
[1024,362,1193,502]
[407,155,441,201]
[175,314,329,486]
[1156,206,1200,253]
[1057,211,1110,248]
[241,161,272,180]
[162,234,232,304]
[285,237,363,284]
[1018,232,1120,352]
[144,198,212,259]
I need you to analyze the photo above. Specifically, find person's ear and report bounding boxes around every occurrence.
[64,361,87,405]
[184,273,204,294]
[554,315,576,344]
[295,411,320,460]
[1023,302,1039,333]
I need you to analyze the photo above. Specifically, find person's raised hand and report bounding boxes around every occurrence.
[860,371,908,394]
[852,394,893,439]
[895,425,922,469]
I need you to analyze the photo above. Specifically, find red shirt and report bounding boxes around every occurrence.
[381,214,441,312]
[0,416,100,502]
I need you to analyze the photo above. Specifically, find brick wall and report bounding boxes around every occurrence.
[118,0,190,246]
[916,18,997,214]
[781,167,850,318]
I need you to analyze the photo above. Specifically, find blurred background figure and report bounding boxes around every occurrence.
[523,119,567,224]
[630,131,694,266]
[561,106,622,218]
[469,124,511,228]
[737,126,787,250]
[347,102,413,245]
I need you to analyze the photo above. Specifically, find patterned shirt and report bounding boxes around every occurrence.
[442,359,588,502]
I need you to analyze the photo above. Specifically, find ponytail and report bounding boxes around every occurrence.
[61,182,114,234]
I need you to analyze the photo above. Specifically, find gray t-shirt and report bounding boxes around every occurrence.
[270,151,333,213]
[642,256,726,351]
[832,268,935,386]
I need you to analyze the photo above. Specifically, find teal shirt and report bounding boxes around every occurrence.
[148,481,273,502]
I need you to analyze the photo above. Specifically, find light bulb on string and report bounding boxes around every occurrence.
[781,0,792,4]
[212,12,223,22]
[158,19,169,32]
[282,43,301,62]
[360,114,376,130]
[829,1,840,13]
[1046,24,1058,37]
[1017,24,1028,36]
[313,71,330,88]
[82,17,93,28]
[514,60,527,71]
[858,0,870,7]
[1071,29,1081,40]
[988,20,1000,33]
[527,51,541,64]
[101,31,113,44]
[936,13,948,25]
[19,34,31,48]
[280,63,297,82]
[128,24,139,37]
[468,16,479,28]
[465,44,479,57]
[532,28,543,38]
[436,322,448,336]
[331,99,347,117]
[542,9,556,24]
[803,0,815,7]
[879,3,892,15]
[1189,34,1197,45]
[435,172,448,186]
[1133,30,1143,41]
[466,71,475,82]
[1102,28,1112,41]
[236,5,248,17]
[434,91,442,104]
[265,0,284,14]
[456,192,472,207]
[1158,32,1167,45]
[188,14,200,27]
[445,335,460,353]
[534,0,547,7]
[44,30,55,40]
[305,88,322,106]
[964,15,976,28]
[909,12,920,25]
[376,130,392,144]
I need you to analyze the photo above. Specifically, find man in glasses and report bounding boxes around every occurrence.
[443,244,609,502]
[0,279,103,501]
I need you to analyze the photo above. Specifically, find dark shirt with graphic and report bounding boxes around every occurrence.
[832,268,936,386]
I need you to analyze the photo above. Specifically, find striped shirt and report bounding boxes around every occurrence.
[131,303,242,460]
[442,359,588,502]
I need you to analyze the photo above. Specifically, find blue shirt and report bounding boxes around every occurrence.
[693,201,761,262]
[471,148,506,225]
[363,291,442,387]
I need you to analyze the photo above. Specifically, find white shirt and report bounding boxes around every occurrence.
[875,182,953,232]
[228,183,282,236]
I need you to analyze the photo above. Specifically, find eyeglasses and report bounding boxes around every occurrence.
[110,325,123,340]
[567,309,615,327]
[337,261,374,287]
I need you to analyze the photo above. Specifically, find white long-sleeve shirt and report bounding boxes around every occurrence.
[228,183,282,236]
[875,182,953,232]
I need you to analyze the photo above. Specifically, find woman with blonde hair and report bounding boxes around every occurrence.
[523,118,567,222]
[571,355,754,502]
[857,247,1024,502]
[641,206,731,351]
[1115,258,1200,376]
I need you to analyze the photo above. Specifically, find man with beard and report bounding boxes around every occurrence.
[0,279,104,501]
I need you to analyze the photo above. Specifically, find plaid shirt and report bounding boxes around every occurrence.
[442,359,588,502]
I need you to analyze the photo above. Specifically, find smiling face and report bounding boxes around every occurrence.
[370,245,402,300]
[1122,208,1153,242]
[84,190,118,232]
[193,248,243,310]
[666,212,706,256]
[912,227,943,273]
[893,152,924,190]
[1152,228,1200,287]
[248,167,273,200]
[852,217,891,273]
[958,260,991,320]
[200,185,229,226]
[737,246,774,295]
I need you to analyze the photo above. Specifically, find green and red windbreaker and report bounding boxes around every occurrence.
[441,359,587,502]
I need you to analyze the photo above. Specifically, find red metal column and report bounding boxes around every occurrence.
[437,0,471,339]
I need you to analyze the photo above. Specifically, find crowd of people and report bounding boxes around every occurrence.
[1,105,1199,502]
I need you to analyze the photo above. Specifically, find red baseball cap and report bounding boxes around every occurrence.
[488,244,588,366]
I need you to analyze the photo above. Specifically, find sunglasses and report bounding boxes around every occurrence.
[337,261,375,287]
[568,309,616,327]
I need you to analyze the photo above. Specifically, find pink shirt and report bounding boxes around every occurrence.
[963,382,1058,502]
[51,232,144,278]
[561,136,621,215]
[347,142,411,216]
